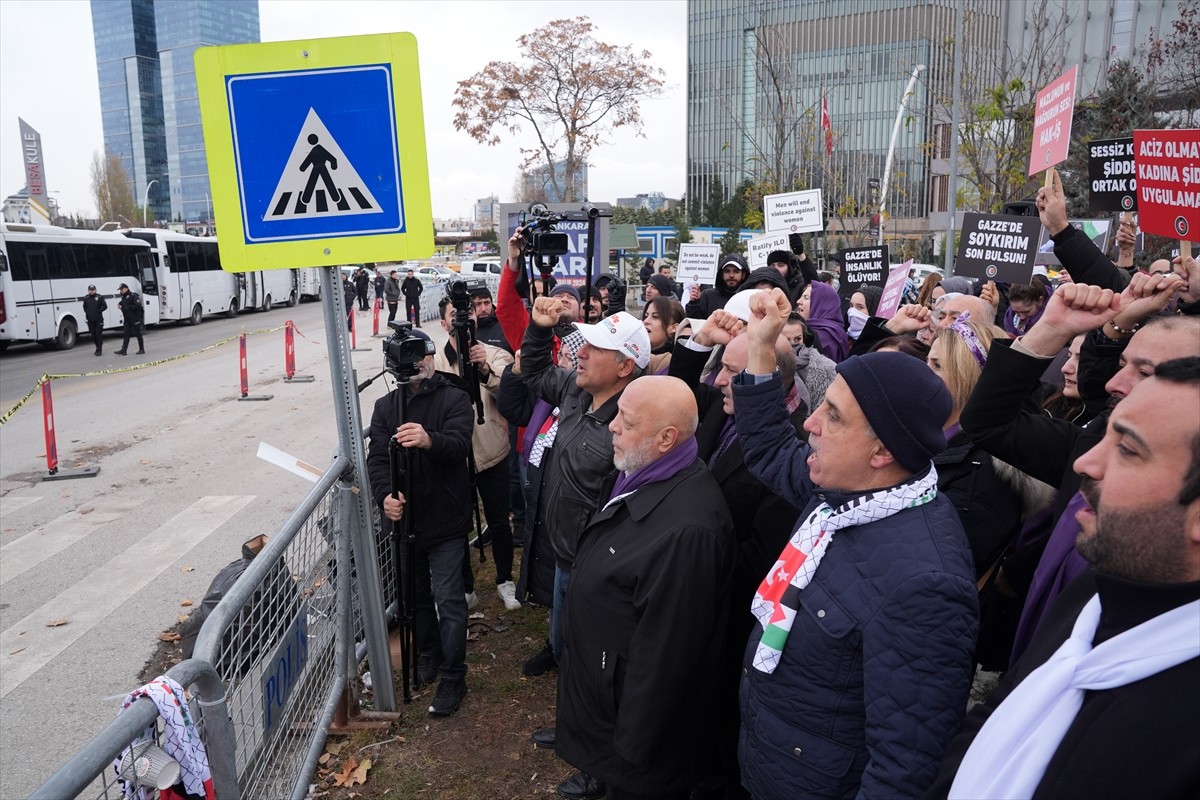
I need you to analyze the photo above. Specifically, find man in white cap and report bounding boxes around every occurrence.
[518,295,650,800]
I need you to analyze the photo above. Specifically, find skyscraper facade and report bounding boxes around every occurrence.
[689,0,1004,247]
[90,0,259,225]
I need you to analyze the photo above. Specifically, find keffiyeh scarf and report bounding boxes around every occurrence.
[751,467,939,673]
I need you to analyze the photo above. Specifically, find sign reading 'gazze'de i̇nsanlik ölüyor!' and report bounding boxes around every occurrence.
[1132,129,1200,241]
[837,245,889,300]
[955,213,1042,284]
[194,33,433,271]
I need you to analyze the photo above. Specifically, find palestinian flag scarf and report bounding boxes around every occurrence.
[751,467,939,674]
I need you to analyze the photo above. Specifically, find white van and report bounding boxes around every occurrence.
[463,259,503,276]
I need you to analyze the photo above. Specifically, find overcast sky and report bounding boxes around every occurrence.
[0,0,686,221]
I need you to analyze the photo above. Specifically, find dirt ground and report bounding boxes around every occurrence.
[141,552,576,799]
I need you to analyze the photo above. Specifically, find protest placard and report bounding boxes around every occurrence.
[875,260,912,321]
[746,231,790,268]
[763,189,824,233]
[1029,65,1077,176]
[955,213,1041,283]
[1088,137,1137,212]
[676,243,720,285]
[838,245,889,299]
[1133,129,1200,241]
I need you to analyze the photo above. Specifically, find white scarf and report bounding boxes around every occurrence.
[750,467,939,673]
[949,594,1200,799]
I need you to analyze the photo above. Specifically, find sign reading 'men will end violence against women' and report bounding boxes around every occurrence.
[955,213,1042,284]
[763,189,824,233]
[1029,65,1077,176]
[1133,129,1200,240]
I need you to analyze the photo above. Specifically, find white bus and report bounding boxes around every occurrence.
[0,223,157,350]
[122,229,311,322]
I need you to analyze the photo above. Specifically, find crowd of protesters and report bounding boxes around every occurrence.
[367,168,1200,799]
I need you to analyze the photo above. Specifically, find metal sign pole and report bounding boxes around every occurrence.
[320,265,396,712]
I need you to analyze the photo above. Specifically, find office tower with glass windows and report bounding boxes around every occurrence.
[91,0,259,225]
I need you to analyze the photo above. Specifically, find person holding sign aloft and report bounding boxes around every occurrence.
[1037,169,1131,293]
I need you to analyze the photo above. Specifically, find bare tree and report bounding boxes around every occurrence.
[453,16,665,203]
[89,149,138,227]
[1146,0,1200,123]
[932,0,1071,213]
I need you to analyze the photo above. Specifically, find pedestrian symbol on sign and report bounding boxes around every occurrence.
[265,108,381,221]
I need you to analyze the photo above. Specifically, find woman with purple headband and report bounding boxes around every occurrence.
[927,314,1055,668]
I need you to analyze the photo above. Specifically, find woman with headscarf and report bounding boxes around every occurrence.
[847,284,883,342]
[796,280,849,362]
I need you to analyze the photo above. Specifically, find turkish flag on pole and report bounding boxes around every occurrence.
[821,94,834,157]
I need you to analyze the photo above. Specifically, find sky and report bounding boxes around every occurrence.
[0,0,686,221]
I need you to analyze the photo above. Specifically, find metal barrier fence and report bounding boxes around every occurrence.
[189,455,353,800]
[29,658,238,800]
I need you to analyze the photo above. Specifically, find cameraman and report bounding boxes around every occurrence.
[435,295,521,610]
[366,328,474,717]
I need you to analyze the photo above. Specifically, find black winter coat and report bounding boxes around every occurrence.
[401,276,423,299]
[498,365,556,607]
[933,431,1023,578]
[520,323,621,568]
[367,375,474,546]
[557,460,734,795]
[117,291,143,322]
[82,293,108,324]
[926,570,1200,799]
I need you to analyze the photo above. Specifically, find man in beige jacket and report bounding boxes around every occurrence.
[435,295,520,609]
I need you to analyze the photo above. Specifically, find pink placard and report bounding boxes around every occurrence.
[875,260,912,321]
[1029,65,1078,176]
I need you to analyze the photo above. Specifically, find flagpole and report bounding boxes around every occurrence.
[944,0,965,276]
[879,65,926,248]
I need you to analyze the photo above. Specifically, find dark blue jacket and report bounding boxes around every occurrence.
[731,372,978,800]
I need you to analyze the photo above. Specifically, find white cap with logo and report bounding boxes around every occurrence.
[573,312,651,368]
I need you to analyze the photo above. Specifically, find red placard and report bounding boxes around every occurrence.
[1133,129,1200,240]
[1029,65,1078,176]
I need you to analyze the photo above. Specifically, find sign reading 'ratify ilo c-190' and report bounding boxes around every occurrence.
[194,33,433,272]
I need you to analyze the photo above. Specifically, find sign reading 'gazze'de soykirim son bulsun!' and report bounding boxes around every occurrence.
[955,213,1042,284]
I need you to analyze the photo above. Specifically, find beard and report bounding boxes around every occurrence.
[1075,477,1193,583]
[613,437,654,474]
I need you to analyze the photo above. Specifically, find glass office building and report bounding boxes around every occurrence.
[91,0,259,224]
[688,0,1004,245]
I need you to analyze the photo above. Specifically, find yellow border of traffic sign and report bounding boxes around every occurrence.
[195,33,433,272]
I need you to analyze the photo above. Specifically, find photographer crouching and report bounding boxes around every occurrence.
[367,323,474,717]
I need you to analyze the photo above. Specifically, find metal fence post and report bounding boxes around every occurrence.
[319,266,396,712]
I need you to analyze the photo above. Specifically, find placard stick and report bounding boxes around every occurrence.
[1044,166,1056,190]
[1182,241,1193,261]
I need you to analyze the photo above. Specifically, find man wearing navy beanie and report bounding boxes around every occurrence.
[730,287,978,799]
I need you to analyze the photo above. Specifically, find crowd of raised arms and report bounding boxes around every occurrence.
[367,170,1200,800]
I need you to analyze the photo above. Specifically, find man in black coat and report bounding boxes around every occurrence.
[114,283,144,356]
[685,254,749,319]
[366,328,474,717]
[668,316,805,799]
[557,376,734,800]
[402,269,424,326]
[354,267,370,310]
[926,358,1200,799]
[82,284,107,356]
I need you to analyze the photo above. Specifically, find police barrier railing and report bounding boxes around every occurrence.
[29,658,238,800]
[190,454,354,800]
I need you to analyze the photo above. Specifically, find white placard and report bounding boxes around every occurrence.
[676,243,720,285]
[763,189,825,233]
[746,231,790,269]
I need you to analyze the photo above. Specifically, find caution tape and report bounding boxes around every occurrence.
[0,374,48,427]
[0,324,290,427]
[289,322,322,345]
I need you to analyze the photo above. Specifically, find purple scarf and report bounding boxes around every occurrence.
[1009,490,1090,667]
[609,436,699,502]
[805,282,849,363]
[1003,285,1051,336]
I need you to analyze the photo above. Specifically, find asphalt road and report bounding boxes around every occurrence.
[0,298,451,797]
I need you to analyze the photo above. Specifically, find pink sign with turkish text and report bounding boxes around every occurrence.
[1029,65,1078,176]
[875,260,912,321]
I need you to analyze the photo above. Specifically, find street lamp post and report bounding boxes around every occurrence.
[878,65,926,247]
[143,179,159,228]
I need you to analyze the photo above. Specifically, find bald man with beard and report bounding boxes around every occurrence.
[556,376,735,800]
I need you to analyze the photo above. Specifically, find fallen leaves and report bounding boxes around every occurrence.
[157,631,181,642]
[46,619,69,628]
[78,507,94,515]
[139,459,152,465]
[180,566,195,573]
[332,756,371,788]
[180,598,194,607]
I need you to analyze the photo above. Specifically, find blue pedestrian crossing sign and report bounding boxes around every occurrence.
[195,34,433,271]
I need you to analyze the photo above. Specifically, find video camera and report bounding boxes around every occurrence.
[446,277,488,313]
[516,201,613,261]
[383,321,435,381]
